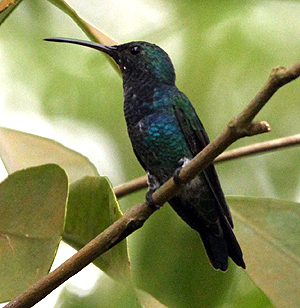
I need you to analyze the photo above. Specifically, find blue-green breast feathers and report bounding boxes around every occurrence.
[126,86,194,180]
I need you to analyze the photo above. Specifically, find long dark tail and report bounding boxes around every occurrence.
[169,196,245,271]
[199,213,245,270]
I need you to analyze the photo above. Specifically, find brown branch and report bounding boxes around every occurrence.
[114,175,148,198]
[216,133,300,162]
[114,133,300,198]
[5,63,300,308]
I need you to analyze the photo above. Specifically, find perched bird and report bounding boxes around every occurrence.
[45,38,245,271]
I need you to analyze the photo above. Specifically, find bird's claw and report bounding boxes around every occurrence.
[173,167,183,186]
[146,190,160,210]
[173,157,190,186]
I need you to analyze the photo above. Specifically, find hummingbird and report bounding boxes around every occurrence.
[45,37,245,271]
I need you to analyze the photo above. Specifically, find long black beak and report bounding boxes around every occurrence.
[44,37,119,61]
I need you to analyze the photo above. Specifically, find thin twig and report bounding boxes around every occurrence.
[4,63,300,308]
[114,175,148,198]
[114,134,300,198]
[216,133,300,162]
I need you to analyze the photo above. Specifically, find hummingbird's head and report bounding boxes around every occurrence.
[44,38,176,86]
[114,41,176,85]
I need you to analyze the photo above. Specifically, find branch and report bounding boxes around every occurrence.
[114,134,300,198]
[216,133,300,162]
[114,175,148,198]
[5,63,300,308]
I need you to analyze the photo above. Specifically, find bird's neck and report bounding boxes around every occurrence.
[123,78,156,127]
[123,78,177,128]
[123,76,156,99]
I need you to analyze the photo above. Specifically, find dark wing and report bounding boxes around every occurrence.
[173,92,233,227]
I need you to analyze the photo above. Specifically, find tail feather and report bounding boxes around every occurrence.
[199,230,229,271]
[169,196,245,271]
[219,214,246,269]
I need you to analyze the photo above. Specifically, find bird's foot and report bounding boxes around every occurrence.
[173,167,183,186]
[147,172,160,191]
[146,172,161,210]
[173,157,191,186]
[146,189,160,210]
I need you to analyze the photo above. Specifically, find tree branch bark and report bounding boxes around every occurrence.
[4,63,300,308]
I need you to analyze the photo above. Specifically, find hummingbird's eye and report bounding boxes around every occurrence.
[130,46,141,55]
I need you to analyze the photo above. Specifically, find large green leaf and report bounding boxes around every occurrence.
[229,196,300,308]
[64,176,130,281]
[0,164,68,302]
[0,127,99,183]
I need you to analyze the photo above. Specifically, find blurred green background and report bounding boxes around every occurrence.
[1,0,300,307]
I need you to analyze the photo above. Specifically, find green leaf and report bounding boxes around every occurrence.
[0,164,68,302]
[0,127,99,183]
[63,176,130,281]
[229,196,300,308]
[135,289,170,308]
